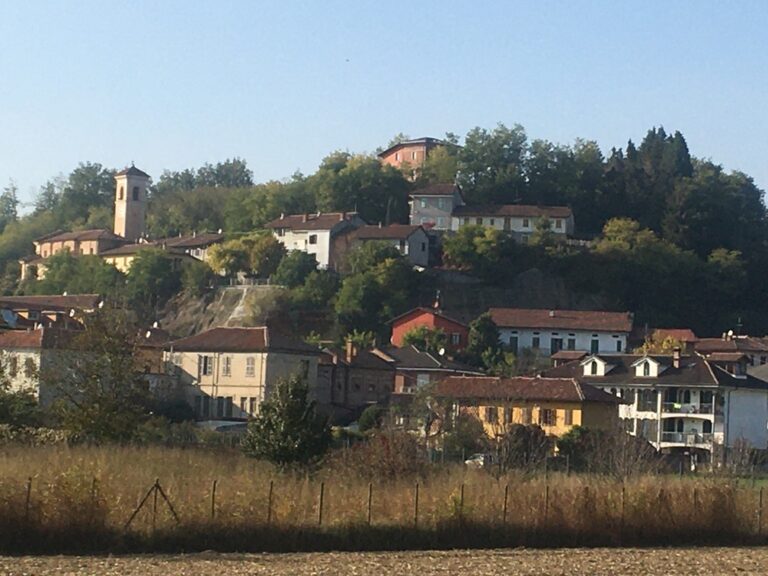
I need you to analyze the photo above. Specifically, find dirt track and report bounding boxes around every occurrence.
[1,548,767,575]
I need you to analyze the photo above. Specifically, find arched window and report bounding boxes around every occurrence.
[590,361,597,375]
[132,186,139,201]
[118,186,124,200]
[643,361,650,376]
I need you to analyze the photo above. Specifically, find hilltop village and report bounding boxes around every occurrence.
[1,126,768,469]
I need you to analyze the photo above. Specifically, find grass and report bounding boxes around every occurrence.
[0,444,764,553]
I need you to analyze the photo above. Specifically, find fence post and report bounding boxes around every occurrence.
[211,480,217,520]
[414,482,419,528]
[544,483,549,526]
[502,484,509,524]
[566,454,570,476]
[152,478,159,532]
[318,482,325,526]
[620,483,626,544]
[267,479,274,525]
[367,482,373,526]
[460,483,465,517]
[759,486,764,535]
[24,477,32,522]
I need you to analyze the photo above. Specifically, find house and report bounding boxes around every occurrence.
[389,306,470,352]
[409,183,464,231]
[371,345,483,394]
[0,294,102,329]
[489,308,633,356]
[695,334,768,367]
[435,375,620,439]
[545,350,768,462]
[378,137,446,174]
[317,341,395,422]
[155,231,225,263]
[164,326,324,420]
[335,224,430,268]
[451,204,574,242]
[264,212,366,270]
[100,242,199,274]
[629,327,699,353]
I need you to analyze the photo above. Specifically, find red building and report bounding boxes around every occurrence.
[389,307,469,352]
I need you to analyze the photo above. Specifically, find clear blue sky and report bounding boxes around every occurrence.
[1,1,766,206]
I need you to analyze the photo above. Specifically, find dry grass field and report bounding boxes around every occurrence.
[2,548,768,576]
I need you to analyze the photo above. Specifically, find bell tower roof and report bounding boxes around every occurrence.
[116,164,150,179]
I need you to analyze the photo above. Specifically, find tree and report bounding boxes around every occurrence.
[243,233,286,278]
[125,249,182,318]
[181,259,216,297]
[207,239,250,276]
[241,375,331,468]
[27,252,125,297]
[57,162,116,226]
[358,404,386,433]
[464,312,503,369]
[442,413,486,458]
[442,225,507,279]
[273,250,318,288]
[498,424,551,472]
[402,325,447,355]
[0,180,19,233]
[42,309,152,442]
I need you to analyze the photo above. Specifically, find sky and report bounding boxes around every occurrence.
[0,1,767,206]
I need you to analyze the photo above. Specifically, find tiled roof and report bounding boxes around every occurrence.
[453,204,572,219]
[372,345,483,373]
[264,212,363,231]
[158,232,225,249]
[352,225,423,241]
[489,308,633,333]
[436,375,620,404]
[378,137,446,157]
[696,337,768,354]
[707,352,750,362]
[99,243,164,256]
[410,183,459,197]
[34,229,126,244]
[322,348,394,371]
[167,327,320,354]
[388,307,468,328]
[0,294,102,311]
[551,350,589,361]
[0,328,80,350]
[652,328,698,343]
[116,165,151,178]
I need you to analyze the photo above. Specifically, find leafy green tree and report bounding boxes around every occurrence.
[0,180,19,233]
[442,225,507,278]
[125,249,182,317]
[273,250,318,288]
[289,270,339,310]
[358,404,386,433]
[335,272,384,333]
[243,233,286,278]
[57,162,116,227]
[207,239,250,276]
[443,413,486,458]
[344,241,401,275]
[27,252,125,297]
[181,259,216,296]
[402,325,447,355]
[464,312,502,368]
[498,424,551,471]
[241,375,331,468]
[417,145,459,184]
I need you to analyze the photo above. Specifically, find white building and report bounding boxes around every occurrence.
[547,351,768,462]
[264,212,366,270]
[336,224,430,268]
[409,183,464,231]
[451,204,574,242]
[489,308,633,356]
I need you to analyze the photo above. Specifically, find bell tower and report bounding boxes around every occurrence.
[114,164,150,241]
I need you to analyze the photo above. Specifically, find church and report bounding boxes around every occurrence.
[19,165,223,279]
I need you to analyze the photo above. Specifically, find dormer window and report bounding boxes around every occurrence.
[643,362,650,377]
[590,361,597,375]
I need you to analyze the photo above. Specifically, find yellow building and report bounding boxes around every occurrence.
[436,375,620,438]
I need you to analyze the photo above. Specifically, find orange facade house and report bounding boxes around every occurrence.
[378,137,445,174]
[389,307,469,352]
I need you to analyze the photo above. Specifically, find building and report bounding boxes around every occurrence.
[435,375,620,439]
[0,294,102,329]
[378,137,446,173]
[389,307,470,352]
[409,183,465,231]
[317,342,395,422]
[545,351,768,462]
[164,326,323,420]
[451,205,574,242]
[695,334,768,367]
[264,212,366,270]
[489,308,633,356]
[371,345,483,394]
[630,327,699,354]
[100,243,199,274]
[155,232,225,263]
[335,224,430,268]
[113,165,150,241]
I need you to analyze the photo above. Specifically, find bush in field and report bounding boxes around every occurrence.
[327,431,428,480]
[357,404,386,433]
[241,375,331,468]
[443,413,487,458]
[498,424,551,471]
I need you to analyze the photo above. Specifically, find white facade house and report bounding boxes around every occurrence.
[489,308,633,357]
[265,212,366,270]
[451,204,574,242]
[164,326,324,420]
[409,183,465,231]
[547,351,768,462]
[338,224,430,268]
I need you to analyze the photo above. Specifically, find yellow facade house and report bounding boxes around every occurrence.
[436,376,621,439]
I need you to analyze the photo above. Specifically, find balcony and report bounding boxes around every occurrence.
[661,432,713,446]
[661,402,714,415]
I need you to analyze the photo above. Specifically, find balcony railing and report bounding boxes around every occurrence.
[661,402,714,415]
[661,432,713,445]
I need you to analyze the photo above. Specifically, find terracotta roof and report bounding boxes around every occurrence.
[551,350,589,361]
[264,212,363,231]
[321,348,395,371]
[167,327,320,355]
[159,232,225,249]
[410,183,459,197]
[0,328,80,350]
[388,307,468,328]
[34,229,126,244]
[489,308,633,333]
[99,243,164,256]
[707,352,750,362]
[372,345,482,373]
[378,137,446,158]
[453,205,572,219]
[116,165,150,178]
[652,328,698,343]
[436,376,620,404]
[352,225,424,241]
[0,294,102,311]
[696,337,768,354]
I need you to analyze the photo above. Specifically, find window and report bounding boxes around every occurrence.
[200,355,213,376]
[436,217,445,228]
[475,217,482,225]
[540,408,555,426]
[308,234,317,245]
[300,359,310,379]
[508,336,519,354]
[555,219,563,229]
[246,357,255,377]
[451,333,461,345]
[276,228,285,237]
[421,242,426,251]
[202,396,211,418]
[216,397,225,418]
[590,361,598,375]
[591,339,599,354]
[240,397,247,414]
[643,362,650,377]
[420,199,427,208]
[523,218,530,228]
[438,198,445,210]
[521,234,529,244]
[225,396,233,418]
[222,356,232,377]
[249,397,258,415]
[567,338,576,350]
[463,218,470,225]
[118,186,124,200]
[395,152,400,161]
[489,218,495,227]
[132,186,139,201]
[521,407,532,424]
[532,336,540,349]
[564,409,573,426]
[550,338,563,354]
[703,420,712,434]
[485,406,498,423]
[28,311,40,321]
[23,357,36,378]
[411,151,417,160]
[505,407,513,424]
[616,340,623,352]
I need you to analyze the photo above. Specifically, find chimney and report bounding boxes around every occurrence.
[280,212,285,220]
[672,347,681,369]
[341,212,346,221]
[378,221,382,228]
[549,310,555,318]
[302,213,308,223]
[345,339,357,363]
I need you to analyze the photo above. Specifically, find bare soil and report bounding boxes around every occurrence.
[1,548,767,576]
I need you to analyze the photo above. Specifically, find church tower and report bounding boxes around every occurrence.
[114,164,150,241]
